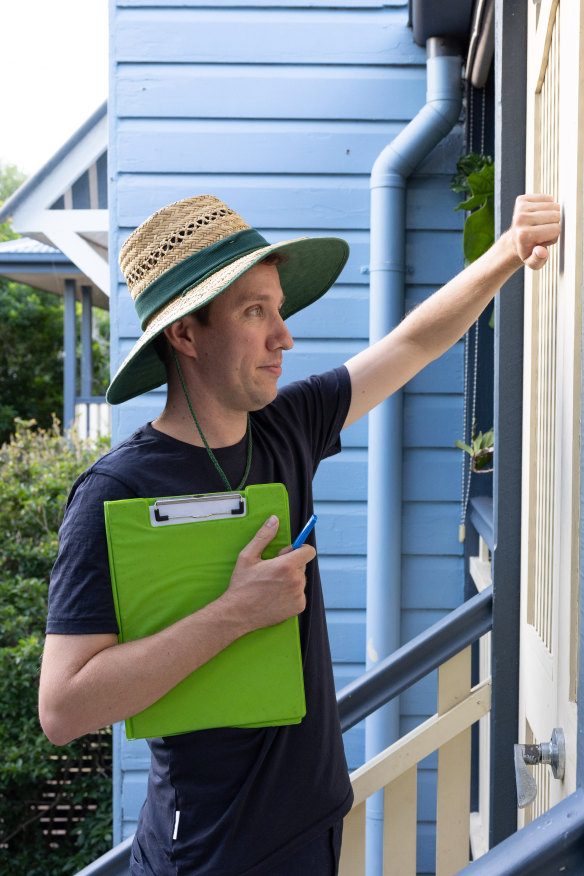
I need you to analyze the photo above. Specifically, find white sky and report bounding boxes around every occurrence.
[1,0,109,177]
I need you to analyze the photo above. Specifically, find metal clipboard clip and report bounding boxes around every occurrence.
[149,492,246,527]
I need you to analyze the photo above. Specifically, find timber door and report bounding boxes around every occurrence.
[519,0,583,826]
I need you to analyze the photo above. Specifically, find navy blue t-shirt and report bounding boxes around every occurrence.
[47,366,354,875]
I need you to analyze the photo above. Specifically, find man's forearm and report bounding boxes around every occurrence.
[397,227,522,362]
[344,231,521,425]
[39,594,252,745]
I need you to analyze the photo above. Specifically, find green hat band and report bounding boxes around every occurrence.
[134,227,269,329]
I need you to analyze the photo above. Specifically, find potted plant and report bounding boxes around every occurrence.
[455,426,494,473]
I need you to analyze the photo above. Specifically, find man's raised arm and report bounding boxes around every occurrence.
[343,194,561,429]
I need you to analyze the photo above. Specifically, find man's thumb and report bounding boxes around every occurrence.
[526,244,549,270]
[255,515,280,543]
[243,514,279,558]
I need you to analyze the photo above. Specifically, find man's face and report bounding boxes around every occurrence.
[190,262,294,414]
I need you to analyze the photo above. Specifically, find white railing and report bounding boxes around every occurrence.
[469,536,492,857]
[75,400,110,440]
[339,647,492,876]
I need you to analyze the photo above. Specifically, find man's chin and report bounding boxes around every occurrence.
[248,384,279,411]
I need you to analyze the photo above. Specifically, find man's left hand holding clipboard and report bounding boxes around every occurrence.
[223,513,313,631]
[39,504,315,745]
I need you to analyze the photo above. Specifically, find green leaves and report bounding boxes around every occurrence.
[0,282,110,446]
[0,283,64,444]
[0,161,27,244]
[0,420,111,872]
[450,152,493,193]
[455,428,494,472]
[451,153,495,265]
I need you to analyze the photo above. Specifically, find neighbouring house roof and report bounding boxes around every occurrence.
[0,237,108,309]
[0,101,109,297]
[0,103,107,221]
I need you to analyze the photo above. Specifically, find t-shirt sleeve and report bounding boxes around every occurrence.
[46,471,137,635]
[277,365,352,473]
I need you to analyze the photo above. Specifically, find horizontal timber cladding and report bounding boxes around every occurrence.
[115,179,461,233]
[113,8,424,65]
[110,0,465,846]
[118,126,460,182]
[117,66,426,122]
[313,447,462,502]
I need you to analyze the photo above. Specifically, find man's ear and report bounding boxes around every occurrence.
[163,316,199,359]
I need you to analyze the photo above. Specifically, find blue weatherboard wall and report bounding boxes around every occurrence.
[108,1,464,867]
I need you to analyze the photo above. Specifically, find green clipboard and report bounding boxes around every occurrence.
[104,483,306,740]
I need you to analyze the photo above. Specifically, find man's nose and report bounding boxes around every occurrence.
[270,315,294,350]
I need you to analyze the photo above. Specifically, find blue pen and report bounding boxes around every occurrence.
[292,513,317,549]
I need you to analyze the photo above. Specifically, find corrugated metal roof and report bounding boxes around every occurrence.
[0,237,66,258]
[0,236,108,309]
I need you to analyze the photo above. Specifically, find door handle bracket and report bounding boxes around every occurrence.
[514,727,565,808]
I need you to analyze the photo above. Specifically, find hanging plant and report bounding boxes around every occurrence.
[451,152,495,265]
[455,426,494,473]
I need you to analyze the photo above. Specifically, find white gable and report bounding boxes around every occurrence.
[0,103,109,295]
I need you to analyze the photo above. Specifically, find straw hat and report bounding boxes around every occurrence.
[106,194,349,404]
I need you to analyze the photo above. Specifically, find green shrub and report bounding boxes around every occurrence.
[0,282,64,445]
[0,281,110,447]
[0,418,112,875]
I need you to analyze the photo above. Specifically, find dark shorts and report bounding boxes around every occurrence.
[130,820,344,876]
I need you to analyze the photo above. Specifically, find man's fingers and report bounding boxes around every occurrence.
[513,195,560,223]
[515,225,560,250]
[239,516,317,571]
[518,211,561,227]
[278,542,316,563]
[240,515,280,561]
[512,193,561,269]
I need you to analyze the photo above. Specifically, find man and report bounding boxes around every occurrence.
[39,192,560,875]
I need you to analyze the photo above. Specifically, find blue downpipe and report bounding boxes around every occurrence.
[365,40,462,876]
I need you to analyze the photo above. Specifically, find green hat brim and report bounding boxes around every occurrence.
[106,235,349,405]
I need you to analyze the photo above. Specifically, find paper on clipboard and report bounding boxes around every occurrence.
[148,491,246,526]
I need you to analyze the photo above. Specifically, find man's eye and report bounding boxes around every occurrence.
[248,306,262,317]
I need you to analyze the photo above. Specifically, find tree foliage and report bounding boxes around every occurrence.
[0,418,112,875]
[0,283,66,445]
[0,161,26,242]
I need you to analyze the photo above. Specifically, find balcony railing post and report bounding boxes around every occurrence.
[436,648,472,875]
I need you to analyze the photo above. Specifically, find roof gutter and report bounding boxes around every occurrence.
[365,36,462,872]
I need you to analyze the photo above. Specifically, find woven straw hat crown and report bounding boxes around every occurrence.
[120,195,250,305]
